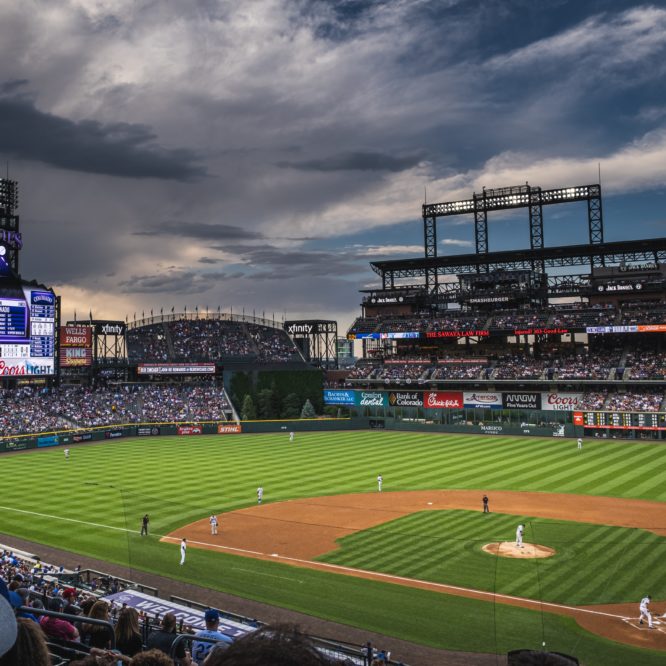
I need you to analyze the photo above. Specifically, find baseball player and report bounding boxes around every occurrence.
[377,474,383,492]
[482,495,489,513]
[180,538,187,565]
[257,486,264,504]
[639,595,653,628]
[289,431,294,442]
[141,514,149,536]
[64,448,70,460]
[209,514,218,535]
[577,438,583,451]
[516,524,524,548]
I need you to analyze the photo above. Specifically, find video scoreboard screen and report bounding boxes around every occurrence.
[580,412,666,431]
[0,285,55,376]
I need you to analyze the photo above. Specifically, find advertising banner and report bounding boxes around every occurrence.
[94,321,126,336]
[463,391,502,409]
[323,389,356,406]
[60,346,93,367]
[177,425,203,435]
[354,391,388,408]
[387,391,423,407]
[541,392,584,411]
[60,326,92,347]
[573,412,584,426]
[217,424,242,434]
[37,435,59,447]
[100,589,250,639]
[423,391,464,409]
[0,358,55,376]
[137,426,161,436]
[512,327,569,336]
[3,440,28,451]
[426,330,490,339]
[104,430,123,439]
[502,392,542,410]
[72,433,93,443]
[137,363,216,375]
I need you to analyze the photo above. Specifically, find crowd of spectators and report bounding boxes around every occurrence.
[577,392,608,410]
[0,384,233,436]
[620,302,666,325]
[624,350,666,380]
[168,321,253,361]
[493,354,546,380]
[127,319,302,364]
[127,325,169,362]
[2,550,382,666]
[489,310,549,329]
[246,324,301,363]
[377,363,429,382]
[551,350,622,380]
[605,392,664,412]
[431,362,486,380]
[549,307,617,328]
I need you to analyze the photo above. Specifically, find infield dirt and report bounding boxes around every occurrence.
[165,490,666,651]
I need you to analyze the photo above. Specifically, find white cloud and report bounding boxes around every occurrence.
[440,238,472,247]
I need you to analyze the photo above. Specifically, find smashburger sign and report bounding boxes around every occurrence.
[541,392,583,411]
[424,391,463,409]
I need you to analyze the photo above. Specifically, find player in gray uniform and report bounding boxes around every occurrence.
[515,524,524,548]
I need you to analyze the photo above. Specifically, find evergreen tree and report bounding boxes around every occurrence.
[240,394,256,420]
[257,388,277,419]
[300,398,316,419]
[282,393,301,419]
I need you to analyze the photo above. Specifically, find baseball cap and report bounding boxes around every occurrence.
[0,594,17,658]
[205,609,220,623]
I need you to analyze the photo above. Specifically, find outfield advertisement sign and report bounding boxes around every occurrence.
[388,391,423,407]
[463,392,502,409]
[100,590,251,638]
[355,391,388,407]
[541,392,584,411]
[177,425,203,435]
[37,435,59,447]
[137,426,161,436]
[137,363,216,375]
[502,392,542,410]
[218,424,242,434]
[424,391,464,409]
[323,389,355,406]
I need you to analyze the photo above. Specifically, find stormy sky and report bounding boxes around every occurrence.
[1,0,665,331]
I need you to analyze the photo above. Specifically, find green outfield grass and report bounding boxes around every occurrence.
[1,430,666,665]
[318,509,666,605]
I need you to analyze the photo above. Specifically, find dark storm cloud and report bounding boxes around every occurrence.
[0,95,207,181]
[218,244,367,280]
[278,151,423,172]
[0,79,29,95]
[135,222,263,240]
[119,270,238,294]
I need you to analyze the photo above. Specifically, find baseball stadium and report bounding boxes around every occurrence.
[1,176,666,666]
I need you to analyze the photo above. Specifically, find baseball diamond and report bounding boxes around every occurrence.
[1,431,666,666]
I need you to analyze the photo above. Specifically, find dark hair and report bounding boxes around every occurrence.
[130,649,175,665]
[160,612,177,632]
[0,618,51,666]
[209,624,331,665]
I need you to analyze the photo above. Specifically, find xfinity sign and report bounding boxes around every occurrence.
[287,323,313,335]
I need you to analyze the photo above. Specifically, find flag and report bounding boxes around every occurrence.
[171,306,175,313]
[74,310,77,322]
[150,309,153,317]
[89,310,93,323]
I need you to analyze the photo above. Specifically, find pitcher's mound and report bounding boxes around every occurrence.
[482,541,555,559]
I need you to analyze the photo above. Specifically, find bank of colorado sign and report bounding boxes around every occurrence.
[388,391,423,407]
[502,392,542,410]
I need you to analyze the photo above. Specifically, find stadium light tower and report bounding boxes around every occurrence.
[0,178,21,273]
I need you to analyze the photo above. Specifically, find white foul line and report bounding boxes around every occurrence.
[0,504,631,621]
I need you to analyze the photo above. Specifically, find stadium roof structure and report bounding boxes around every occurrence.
[367,183,666,300]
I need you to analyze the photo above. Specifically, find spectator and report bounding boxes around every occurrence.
[39,596,80,642]
[115,607,143,657]
[82,599,112,649]
[192,609,233,665]
[0,617,50,666]
[145,612,192,665]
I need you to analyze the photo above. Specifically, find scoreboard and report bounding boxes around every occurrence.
[0,284,55,376]
[579,412,666,431]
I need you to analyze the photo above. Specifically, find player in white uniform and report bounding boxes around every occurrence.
[516,524,524,548]
[639,595,653,628]
[64,448,70,460]
[210,514,218,535]
[257,486,263,504]
[289,431,294,442]
[377,475,383,492]
[180,538,187,565]
[577,438,583,450]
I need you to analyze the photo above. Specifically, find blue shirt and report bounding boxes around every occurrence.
[192,628,233,665]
